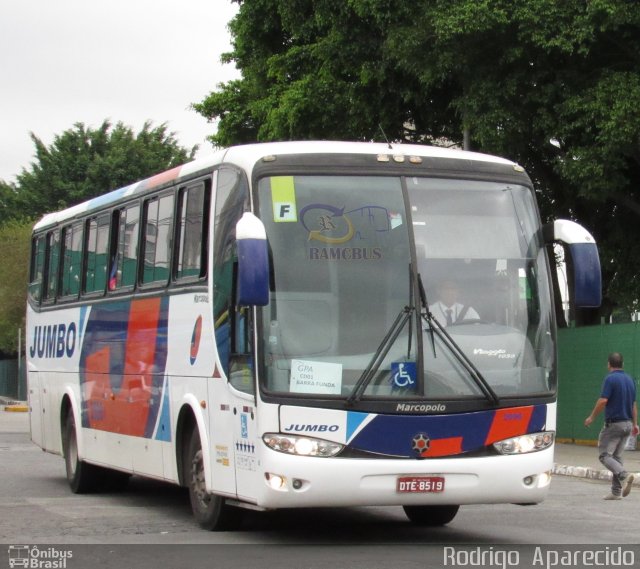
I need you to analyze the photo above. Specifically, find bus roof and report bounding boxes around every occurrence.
[33,141,517,231]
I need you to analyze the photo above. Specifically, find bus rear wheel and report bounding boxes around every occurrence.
[402,504,459,526]
[187,428,242,530]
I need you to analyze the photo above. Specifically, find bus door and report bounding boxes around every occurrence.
[210,309,259,502]
[209,166,260,500]
[28,370,46,449]
[229,359,259,502]
[206,367,258,501]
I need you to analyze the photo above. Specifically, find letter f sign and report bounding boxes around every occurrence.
[274,201,297,222]
[271,176,297,222]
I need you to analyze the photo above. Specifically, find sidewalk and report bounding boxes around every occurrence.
[553,441,640,486]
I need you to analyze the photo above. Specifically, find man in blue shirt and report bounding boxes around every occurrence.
[584,352,639,499]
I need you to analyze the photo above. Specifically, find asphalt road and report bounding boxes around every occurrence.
[2,409,639,568]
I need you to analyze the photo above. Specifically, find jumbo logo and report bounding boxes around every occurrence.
[283,423,340,433]
[29,323,77,359]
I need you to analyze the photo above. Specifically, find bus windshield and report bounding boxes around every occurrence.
[257,174,554,402]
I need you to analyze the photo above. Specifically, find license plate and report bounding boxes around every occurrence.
[397,476,445,493]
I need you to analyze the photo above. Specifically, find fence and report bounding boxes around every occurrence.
[0,357,26,400]
[557,322,640,443]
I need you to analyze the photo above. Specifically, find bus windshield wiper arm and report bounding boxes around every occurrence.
[347,305,413,405]
[348,264,419,406]
[421,309,500,406]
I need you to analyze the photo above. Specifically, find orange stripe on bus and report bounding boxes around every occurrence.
[124,298,162,436]
[484,406,534,445]
[421,437,463,457]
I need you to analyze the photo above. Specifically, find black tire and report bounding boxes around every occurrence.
[403,504,460,526]
[187,428,242,530]
[62,411,101,493]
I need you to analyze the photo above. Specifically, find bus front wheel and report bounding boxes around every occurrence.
[63,411,100,493]
[187,428,242,530]
[402,504,459,526]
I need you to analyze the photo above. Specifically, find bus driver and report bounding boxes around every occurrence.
[429,280,479,327]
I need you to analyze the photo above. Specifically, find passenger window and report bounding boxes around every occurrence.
[84,214,110,294]
[43,231,60,302]
[176,181,209,281]
[60,222,83,298]
[142,193,175,285]
[28,235,46,303]
[111,203,140,290]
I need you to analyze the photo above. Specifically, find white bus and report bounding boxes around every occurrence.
[27,141,601,529]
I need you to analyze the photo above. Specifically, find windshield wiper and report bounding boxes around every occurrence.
[346,305,414,405]
[347,268,500,407]
[419,272,499,406]
[347,265,418,406]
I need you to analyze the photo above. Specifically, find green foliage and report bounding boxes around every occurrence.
[0,180,20,226]
[198,0,640,318]
[12,120,197,220]
[0,220,32,355]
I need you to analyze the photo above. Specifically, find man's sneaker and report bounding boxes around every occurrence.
[604,493,622,500]
[622,473,635,497]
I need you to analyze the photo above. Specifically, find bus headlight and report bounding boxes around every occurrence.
[263,433,344,457]
[493,431,555,455]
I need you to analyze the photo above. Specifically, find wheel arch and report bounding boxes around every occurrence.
[175,396,210,488]
[60,388,83,458]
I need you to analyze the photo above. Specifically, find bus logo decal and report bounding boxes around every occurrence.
[300,203,390,261]
[411,433,430,454]
[190,316,203,365]
[29,322,77,359]
[283,423,339,433]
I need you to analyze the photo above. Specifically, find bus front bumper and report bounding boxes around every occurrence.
[254,446,554,509]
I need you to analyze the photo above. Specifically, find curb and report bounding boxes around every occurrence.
[553,464,640,486]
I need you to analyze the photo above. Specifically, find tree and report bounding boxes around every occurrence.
[12,120,197,221]
[0,180,19,226]
[197,0,640,319]
[0,220,32,355]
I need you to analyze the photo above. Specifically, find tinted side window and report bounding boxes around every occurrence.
[176,181,209,281]
[43,231,60,302]
[142,193,175,285]
[29,235,46,303]
[84,214,110,294]
[60,222,83,298]
[111,203,140,290]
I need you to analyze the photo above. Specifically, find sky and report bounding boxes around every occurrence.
[0,0,240,183]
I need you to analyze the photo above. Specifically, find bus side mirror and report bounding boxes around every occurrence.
[236,212,270,306]
[543,219,602,308]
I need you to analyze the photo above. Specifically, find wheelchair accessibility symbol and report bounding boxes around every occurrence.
[391,362,417,389]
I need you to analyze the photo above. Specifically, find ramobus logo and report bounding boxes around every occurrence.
[396,403,447,413]
[283,424,340,433]
[28,323,77,359]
